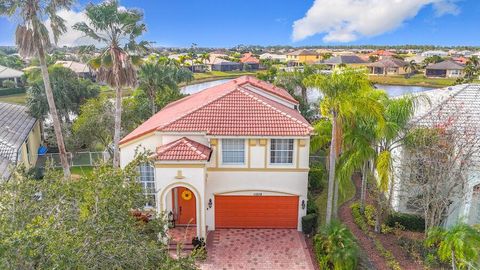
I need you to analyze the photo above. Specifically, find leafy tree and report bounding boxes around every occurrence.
[368,55,379,62]
[313,221,359,270]
[74,0,148,168]
[304,68,384,224]
[256,66,277,83]
[422,55,443,66]
[138,57,193,115]
[72,97,114,151]
[426,223,480,270]
[0,161,198,269]
[0,52,24,69]
[26,65,100,122]
[1,0,74,178]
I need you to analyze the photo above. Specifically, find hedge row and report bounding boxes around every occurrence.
[0,87,26,96]
[385,212,425,232]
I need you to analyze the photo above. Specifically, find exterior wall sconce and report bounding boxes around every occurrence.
[301,200,305,210]
[208,198,213,209]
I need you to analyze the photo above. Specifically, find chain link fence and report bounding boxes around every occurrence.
[36,151,110,168]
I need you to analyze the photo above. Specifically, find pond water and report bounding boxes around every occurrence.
[181,79,435,104]
[181,79,231,95]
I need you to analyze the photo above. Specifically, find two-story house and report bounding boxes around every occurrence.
[119,76,313,238]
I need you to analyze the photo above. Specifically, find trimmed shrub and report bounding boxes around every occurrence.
[302,213,317,234]
[306,192,318,215]
[313,221,359,270]
[2,80,15,88]
[0,87,26,96]
[386,212,425,232]
[308,166,326,192]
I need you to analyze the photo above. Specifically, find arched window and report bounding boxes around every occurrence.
[138,164,155,207]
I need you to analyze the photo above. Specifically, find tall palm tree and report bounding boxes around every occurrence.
[74,0,148,167]
[305,68,384,223]
[372,94,423,232]
[138,57,193,115]
[1,0,73,178]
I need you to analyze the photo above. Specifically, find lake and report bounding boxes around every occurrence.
[181,79,435,104]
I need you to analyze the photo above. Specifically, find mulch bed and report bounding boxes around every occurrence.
[339,173,425,270]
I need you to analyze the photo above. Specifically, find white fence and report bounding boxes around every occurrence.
[36,151,110,168]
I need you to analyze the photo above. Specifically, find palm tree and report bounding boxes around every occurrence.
[1,0,73,178]
[74,0,148,167]
[372,94,423,232]
[200,53,210,65]
[404,60,419,76]
[304,68,384,223]
[138,57,193,115]
[426,223,480,270]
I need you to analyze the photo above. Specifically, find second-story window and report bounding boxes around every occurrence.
[270,139,294,164]
[222,139,245,164]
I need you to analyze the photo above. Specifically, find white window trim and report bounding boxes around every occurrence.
[220,138,247,167]
[268,138,296,167]
[138,164,156,209]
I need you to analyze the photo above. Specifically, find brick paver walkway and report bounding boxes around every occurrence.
[200,229,315,270]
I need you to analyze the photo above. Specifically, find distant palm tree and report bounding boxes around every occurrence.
[1,0,73,178]
[404,60,419,76]
[200,53,211,65]
[74,0,148,167]
[139,57,193,115]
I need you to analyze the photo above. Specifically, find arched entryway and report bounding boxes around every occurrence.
[159,182,205,239]
[171,186,197,226]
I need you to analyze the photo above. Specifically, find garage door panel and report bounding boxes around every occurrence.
[215,195,299,229]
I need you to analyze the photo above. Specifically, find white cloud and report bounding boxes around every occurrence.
[292,0,460,42]
[45,9,100,47]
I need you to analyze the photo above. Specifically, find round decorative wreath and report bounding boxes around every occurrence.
[181,190,193,201]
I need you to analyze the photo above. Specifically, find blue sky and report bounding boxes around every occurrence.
[0,0,479,47]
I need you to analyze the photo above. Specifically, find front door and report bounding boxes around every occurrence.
[173,187,196,225]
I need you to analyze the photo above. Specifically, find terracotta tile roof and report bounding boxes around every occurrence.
[162,88,312,135]
[240,53,260,64]
[120,76,311,145]
[155,137,211,161]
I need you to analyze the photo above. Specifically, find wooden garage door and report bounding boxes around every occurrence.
[215,195,299,229]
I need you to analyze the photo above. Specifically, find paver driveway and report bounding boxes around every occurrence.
[200,229,315,270]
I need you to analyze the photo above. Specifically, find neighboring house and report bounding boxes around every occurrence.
[55,61,93,79]
[119,76,313,238]
[425,60,465,78]
[286,49,320,64]
[259,53,287,62]
[391,84,480,226]
[0,102,42,180]
[239,52,260,70]
[368,49,396,59]
[322,55,368,70]
[210,58,242,72]
[421,50,449,57]
[368,57,408,75]
[0,65,24,87]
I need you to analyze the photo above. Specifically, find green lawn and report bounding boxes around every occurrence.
[70,166,94,177]
[314,177,356,229]
[0,93,27,104]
